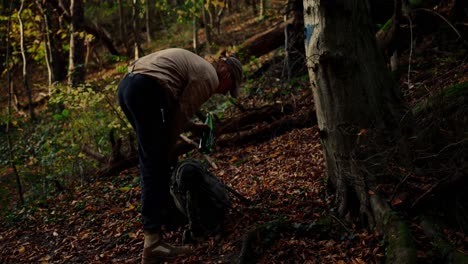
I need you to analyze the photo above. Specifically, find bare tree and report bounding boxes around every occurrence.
[5,0,24,205]
[35,0,53,92]
[17,0,35,120]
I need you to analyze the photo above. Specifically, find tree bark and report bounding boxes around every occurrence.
[132,0,143,60]
[117,0,130,57]
[238,18,293,61]
[18,0,35,120]
[202,0,213,51]
[303,0,413,224]
[5,0,24,205]
[35,0,53,91]
[145,0,152,43]
[68,0,86,87]
[192,0,200,54]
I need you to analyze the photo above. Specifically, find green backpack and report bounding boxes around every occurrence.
[170,159,231,239]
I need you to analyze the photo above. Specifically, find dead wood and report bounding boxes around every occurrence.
[216,107,317,147]
[215,102,295,134]
[94,100,315,177]
[237,18,293,61]
[80,144,107,164]
[370,195,417,264]
[96,156,139,178]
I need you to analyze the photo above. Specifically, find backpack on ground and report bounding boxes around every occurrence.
[170,159,231,239]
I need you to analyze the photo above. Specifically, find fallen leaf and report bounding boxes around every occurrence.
[125,204,136,211]
[40,255,51,263]
[18,246,25,254]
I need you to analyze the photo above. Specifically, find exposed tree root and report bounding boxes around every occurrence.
[370,195,417,264]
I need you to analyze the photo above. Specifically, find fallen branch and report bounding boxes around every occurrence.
[80,144,107,164]
[96,156,138,178]
[218,107,316,147]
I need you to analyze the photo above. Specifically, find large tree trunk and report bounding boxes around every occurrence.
[303,0,413,225]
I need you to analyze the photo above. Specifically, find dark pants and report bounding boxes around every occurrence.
[117,73,174,231]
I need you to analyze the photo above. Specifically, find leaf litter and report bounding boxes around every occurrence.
[0,126,386,263]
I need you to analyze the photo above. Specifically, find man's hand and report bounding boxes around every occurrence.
[190,122,209,137]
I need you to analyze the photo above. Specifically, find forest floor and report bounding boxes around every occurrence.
[1,2,468,264]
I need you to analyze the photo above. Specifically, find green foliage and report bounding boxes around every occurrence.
[13,3,45,63]
[48,83,128,156]
[104,54,129,73]
[378,18,393,31]
[0,82,130,210]
[441,81,468,99]
[413,81,468,115]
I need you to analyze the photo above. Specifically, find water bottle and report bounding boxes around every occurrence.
[199,113,214,154]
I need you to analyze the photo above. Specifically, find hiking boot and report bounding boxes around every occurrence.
[141,231,192,264]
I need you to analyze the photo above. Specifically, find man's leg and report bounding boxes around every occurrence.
[118,74,191,263]
[118,73,171,230]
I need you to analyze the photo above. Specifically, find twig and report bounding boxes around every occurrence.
[391,172,412,202]
[414,8,462,39]
[415,138,468,161]
[329,214,352,233]
[407,15,414,90]
[410,175,449,209]
[223,184,252,206]
[179,135,218,169]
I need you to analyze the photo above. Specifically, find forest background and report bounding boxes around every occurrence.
[0,0,467,263]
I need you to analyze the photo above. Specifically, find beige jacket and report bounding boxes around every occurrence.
[129,48,219,137]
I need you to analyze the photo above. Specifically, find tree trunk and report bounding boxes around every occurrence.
[192,0,199,54]
[18,0,35,120]
[5,0,24,205]
[132,0,143,60]
[145,0,152,43]
[45,1,68,82]
[48,0,120,57]
[259,0,266,19]
[303,0,413,225]
[117,0,130,57]
[202,0,212,52]
[35,0,53,91]
[68,0,86,87]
